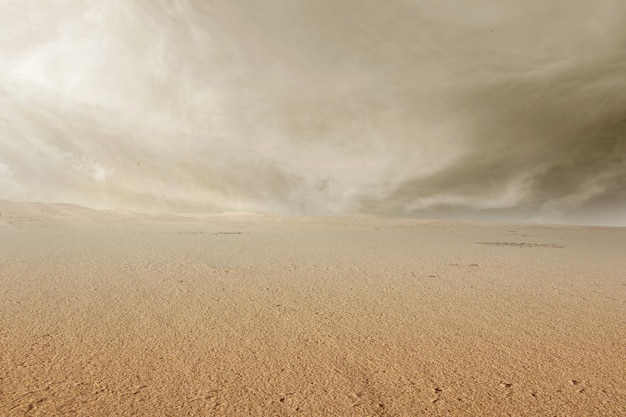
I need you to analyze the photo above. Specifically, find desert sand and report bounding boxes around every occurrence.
[0,200,624,416]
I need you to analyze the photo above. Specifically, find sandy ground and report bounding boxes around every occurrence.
[0,201,625,416]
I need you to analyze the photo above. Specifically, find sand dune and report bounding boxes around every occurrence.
[0,201,624,416]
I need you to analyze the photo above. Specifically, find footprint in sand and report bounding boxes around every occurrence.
[569,379,585,393]
[430,387,443,403]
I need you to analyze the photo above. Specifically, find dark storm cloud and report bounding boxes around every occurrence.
[372,53,626,223]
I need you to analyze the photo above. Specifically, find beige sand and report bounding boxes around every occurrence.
[1,201,624,416]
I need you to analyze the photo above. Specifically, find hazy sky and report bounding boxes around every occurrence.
[1,1,625,224]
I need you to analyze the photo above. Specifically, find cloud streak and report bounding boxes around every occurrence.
[1,0,625,224]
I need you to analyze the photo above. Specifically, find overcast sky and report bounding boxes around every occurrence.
[1,1,625,224]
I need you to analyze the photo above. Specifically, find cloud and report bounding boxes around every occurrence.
[0,0,624,224]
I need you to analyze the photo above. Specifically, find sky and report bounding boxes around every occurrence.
[1,0,625,225]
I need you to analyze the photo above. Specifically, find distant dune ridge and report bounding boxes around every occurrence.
[1,1,626,224]
[1,201,625,416]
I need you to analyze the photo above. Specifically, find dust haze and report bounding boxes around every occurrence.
[1,0,625,224]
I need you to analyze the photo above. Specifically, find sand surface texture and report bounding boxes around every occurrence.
[1,201,625,416]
